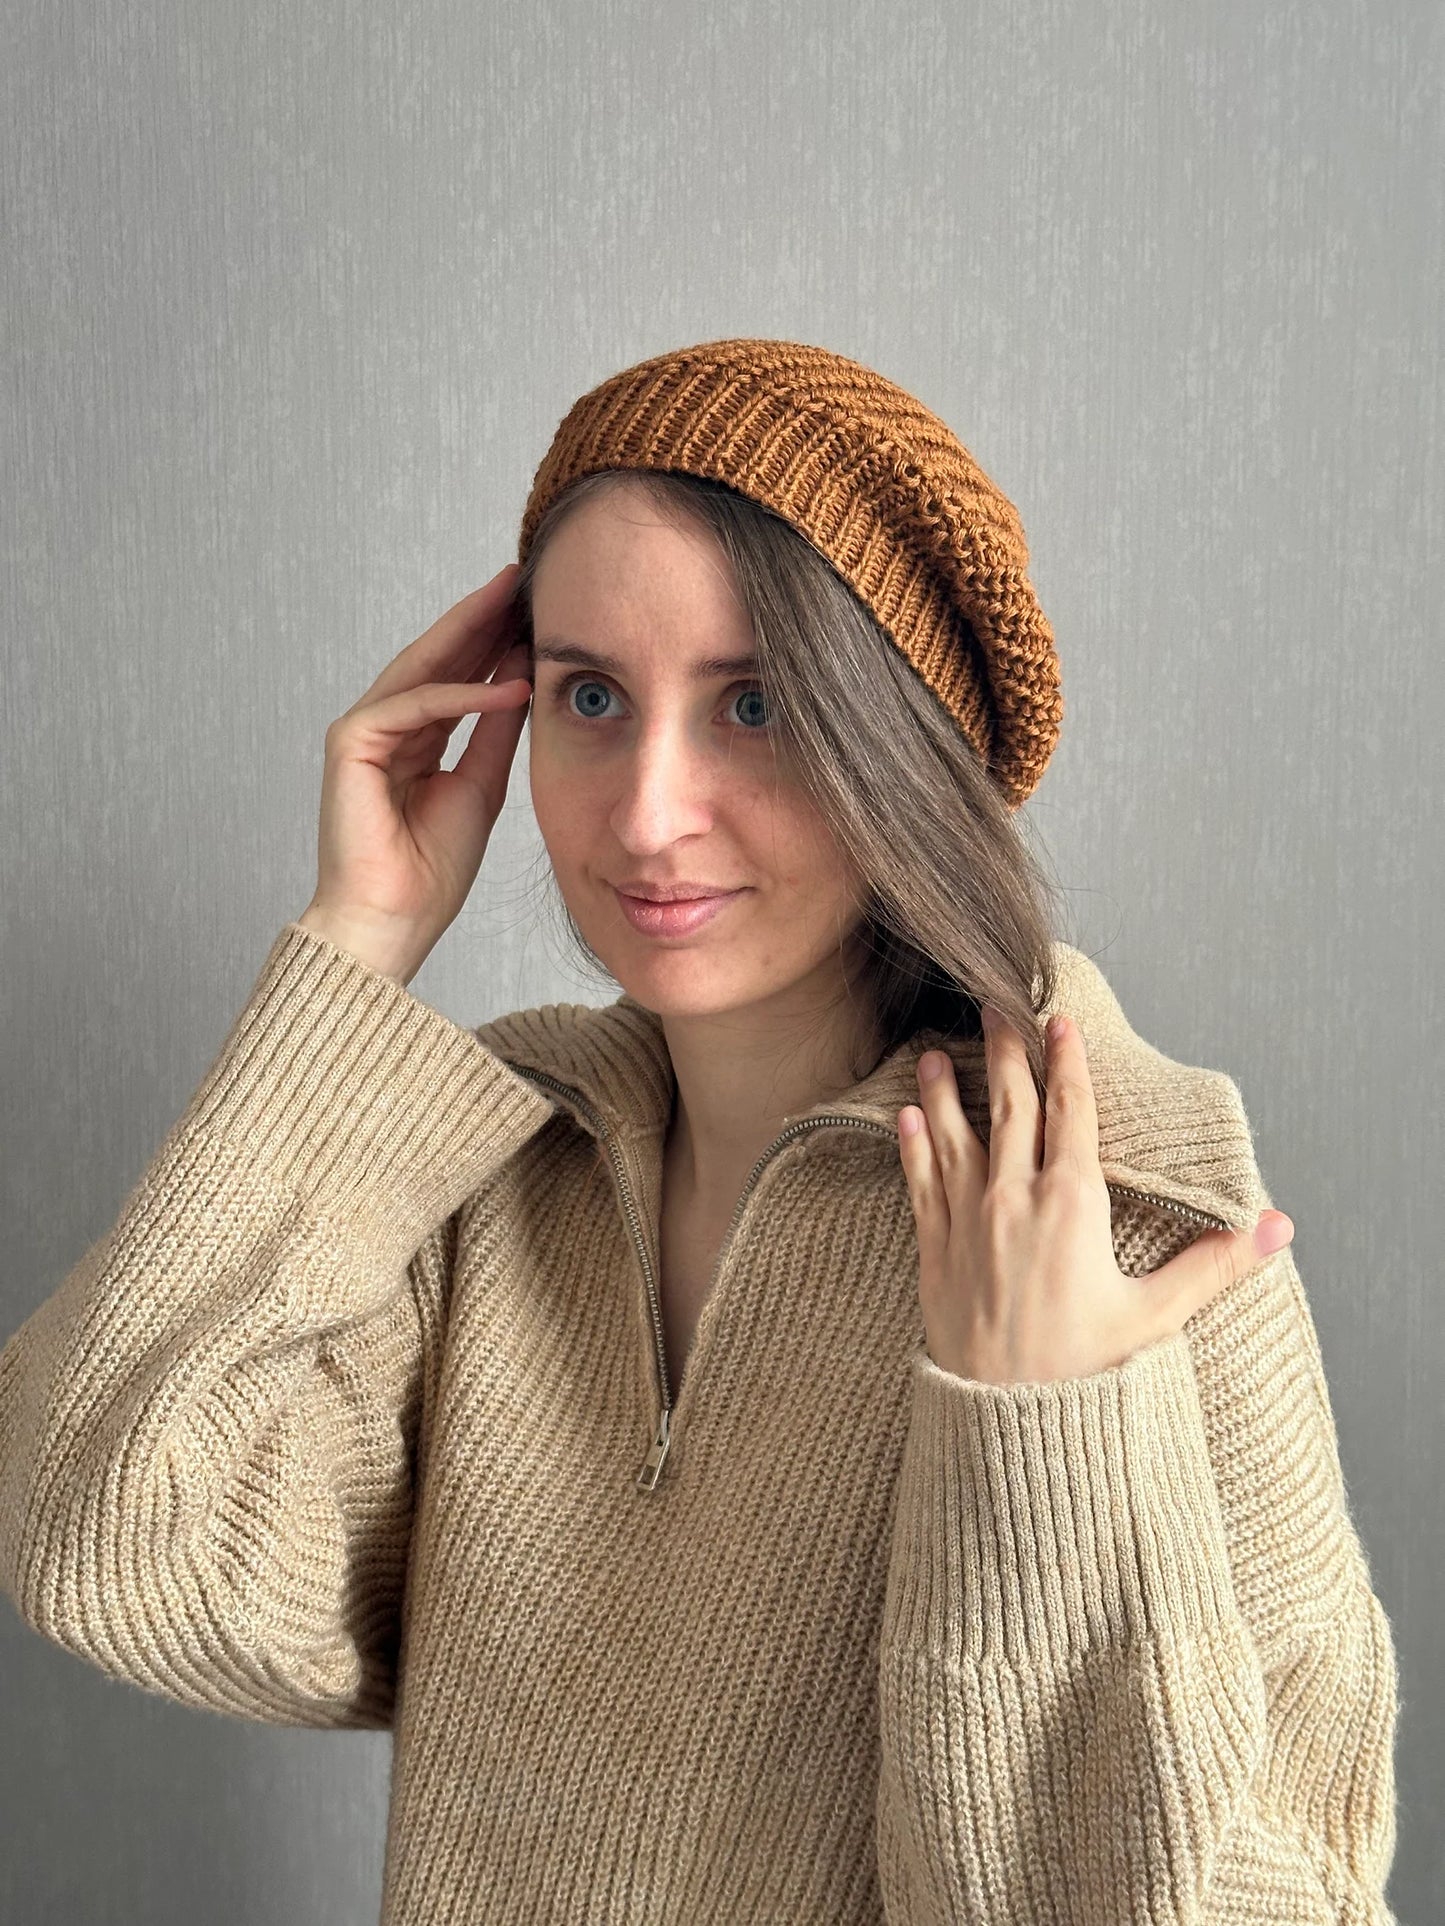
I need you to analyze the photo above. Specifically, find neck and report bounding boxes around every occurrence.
[660,973,884,1211]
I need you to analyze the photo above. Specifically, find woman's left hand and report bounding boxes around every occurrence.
[897,1005,1295,1386]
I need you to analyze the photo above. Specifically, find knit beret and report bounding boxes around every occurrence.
[517,337,1063,811]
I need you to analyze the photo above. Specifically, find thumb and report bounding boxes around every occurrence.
[1163,1209,1295,1326]
[1251,1209,1296,1258]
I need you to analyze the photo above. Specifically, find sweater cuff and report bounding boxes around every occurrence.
[885,1330,1241,1671]
[171,921,560,1237]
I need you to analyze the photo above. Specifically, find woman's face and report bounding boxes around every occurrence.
[526,482,871,1019]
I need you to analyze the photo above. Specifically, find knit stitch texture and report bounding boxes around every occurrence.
[518,337,1064,811]
[0,922,1401,1923]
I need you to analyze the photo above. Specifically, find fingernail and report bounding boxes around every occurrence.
[919,1052,945,1082]
[1254,1211,1294,1255]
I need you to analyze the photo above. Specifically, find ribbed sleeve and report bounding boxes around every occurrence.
[174,921,561,1252]
[0,922,559,1728]
[886,1330,1243,1665]
[876,1276,1401,1924]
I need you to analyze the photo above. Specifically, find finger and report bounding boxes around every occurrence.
[358,566,524,709]
[488,639,533,687]
[897,1103,952,1261]
[451,666,533,797]
[980,1005,1043,1182]
[1041,1014,1101,1177]
[914,1049,987,1204]
[1150,1212,1296,1333]
[335,677,531,760]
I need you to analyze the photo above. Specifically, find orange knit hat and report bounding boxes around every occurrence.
[517,336,1063,811]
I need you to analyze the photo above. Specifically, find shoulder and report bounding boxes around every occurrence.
[1049,940,1272,1226]
[468,992,673,1141]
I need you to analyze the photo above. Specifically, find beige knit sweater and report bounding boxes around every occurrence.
[0,921,1401,1923]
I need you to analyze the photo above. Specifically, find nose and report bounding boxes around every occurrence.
[606,722,723,845]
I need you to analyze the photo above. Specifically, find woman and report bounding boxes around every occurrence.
[0,338,1400,1923]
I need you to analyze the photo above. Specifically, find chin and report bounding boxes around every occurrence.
[585,925,761,1013]
[609,956,761,1018]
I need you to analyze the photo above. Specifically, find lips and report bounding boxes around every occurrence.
[613,887,745,936]
[613,883,738,902]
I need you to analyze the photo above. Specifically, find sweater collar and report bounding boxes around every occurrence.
[473,942,1264,1236]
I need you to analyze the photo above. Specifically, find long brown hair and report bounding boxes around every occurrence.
[512,467,1070,1098]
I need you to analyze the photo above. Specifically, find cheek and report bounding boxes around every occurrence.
[762,803,861,908]
[528,728,608,798]
[527,746,581,855]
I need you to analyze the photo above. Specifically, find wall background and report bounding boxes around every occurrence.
[2,1,1439,1919]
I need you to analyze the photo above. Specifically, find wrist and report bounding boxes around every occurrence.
[294,904,427,987]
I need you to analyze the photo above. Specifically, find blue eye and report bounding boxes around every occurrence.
[731,686,771,730]
[553,674,772,732]
[558,674,615,722]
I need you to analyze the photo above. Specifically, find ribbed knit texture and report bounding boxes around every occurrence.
[518,337,1064,811]
[0,923,1400,1923]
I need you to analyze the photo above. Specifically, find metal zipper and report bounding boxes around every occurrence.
[505,1066,1234,1490]
[505,1065,674,1474]
[1104,1184,1235,1233]
[636,1112,901,1488]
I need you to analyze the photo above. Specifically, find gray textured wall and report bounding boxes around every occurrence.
[2,1,1439,1920]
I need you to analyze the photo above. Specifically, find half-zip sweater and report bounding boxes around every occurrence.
[0,920,1401,1922]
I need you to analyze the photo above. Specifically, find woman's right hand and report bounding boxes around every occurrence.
[297,563,534,985]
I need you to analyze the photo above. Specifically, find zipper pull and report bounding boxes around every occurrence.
[637,1406,671,1490]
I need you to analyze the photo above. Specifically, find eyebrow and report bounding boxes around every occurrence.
[530,639,760,680]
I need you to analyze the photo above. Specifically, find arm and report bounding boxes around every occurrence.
[875,1237,1401,1924]
[0,921,558,1728]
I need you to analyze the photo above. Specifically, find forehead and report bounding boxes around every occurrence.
[527,485,757,677]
